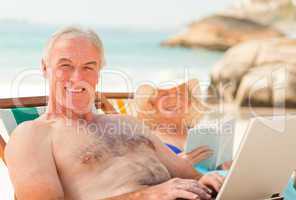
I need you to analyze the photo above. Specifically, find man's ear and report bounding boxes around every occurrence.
[41,59,48,78]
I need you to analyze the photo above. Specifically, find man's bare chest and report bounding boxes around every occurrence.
[50,119,157,170]
[49,119,171,187]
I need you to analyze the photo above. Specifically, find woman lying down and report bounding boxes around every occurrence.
[135,80,231,170]
[135,79,296,199]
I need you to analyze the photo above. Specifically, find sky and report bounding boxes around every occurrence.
[0,0,234,29]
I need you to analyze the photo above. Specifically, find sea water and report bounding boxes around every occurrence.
[0,22,224,98]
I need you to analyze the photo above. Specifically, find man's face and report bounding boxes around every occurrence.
[45,36,102,114]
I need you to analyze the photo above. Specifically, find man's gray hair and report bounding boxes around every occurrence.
[43,26,106,66]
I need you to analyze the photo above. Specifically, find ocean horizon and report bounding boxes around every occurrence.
[0,22,224,98]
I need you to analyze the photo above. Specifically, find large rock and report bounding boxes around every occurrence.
[209,38,296,107]
[222,0,296,35]
[161,15,284,51]
[236,64,296,107]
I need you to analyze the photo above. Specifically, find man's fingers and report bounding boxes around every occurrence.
[194,182,212,194]
[206,175,223,192]
[176,180,212,200]
[211,173,225,185]
[172,189,201,200]
[189,183,212,200]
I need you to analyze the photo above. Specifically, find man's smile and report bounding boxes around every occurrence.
[64,86,86,94]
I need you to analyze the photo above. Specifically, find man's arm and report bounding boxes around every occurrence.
[123,116,224,192]
[4,120,64,200]
[122,116,202,179]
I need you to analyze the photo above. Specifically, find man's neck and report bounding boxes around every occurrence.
[47,100,95,122]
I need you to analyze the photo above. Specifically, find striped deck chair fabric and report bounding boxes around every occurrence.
[0,105,103,139]
[109,98,137,116]
[0,107,46,138]
[0,106,47,200]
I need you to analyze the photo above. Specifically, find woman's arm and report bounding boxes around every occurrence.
[150,130,203,179]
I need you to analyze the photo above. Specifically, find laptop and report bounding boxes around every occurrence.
[215,116,296,200]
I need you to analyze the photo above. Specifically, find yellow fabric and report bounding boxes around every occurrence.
[107,99,136,116]
[116,99,127,114]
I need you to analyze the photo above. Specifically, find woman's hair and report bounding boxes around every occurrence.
[135,79,208,129]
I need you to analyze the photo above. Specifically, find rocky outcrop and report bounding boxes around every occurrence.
[209,38,296,107]
[161,15,284,51]
[222,0,296,35]
[236,64,296,107]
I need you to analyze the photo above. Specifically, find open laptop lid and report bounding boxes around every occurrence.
[217,115,296,200]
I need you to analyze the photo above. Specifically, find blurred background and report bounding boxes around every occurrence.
[0,0,234,98]
[1,0,296,199]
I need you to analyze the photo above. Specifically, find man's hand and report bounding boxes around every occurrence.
[198,173,225,193]
[179,146,213,165]
[142,178,212,200]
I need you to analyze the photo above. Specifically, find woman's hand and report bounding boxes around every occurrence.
[179,146,213,165]
[217,160,233,170]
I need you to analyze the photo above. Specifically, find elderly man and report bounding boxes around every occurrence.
[4,27,223,200]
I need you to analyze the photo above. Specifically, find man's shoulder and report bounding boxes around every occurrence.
[4,119,52,160]
[11,118,51,139]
